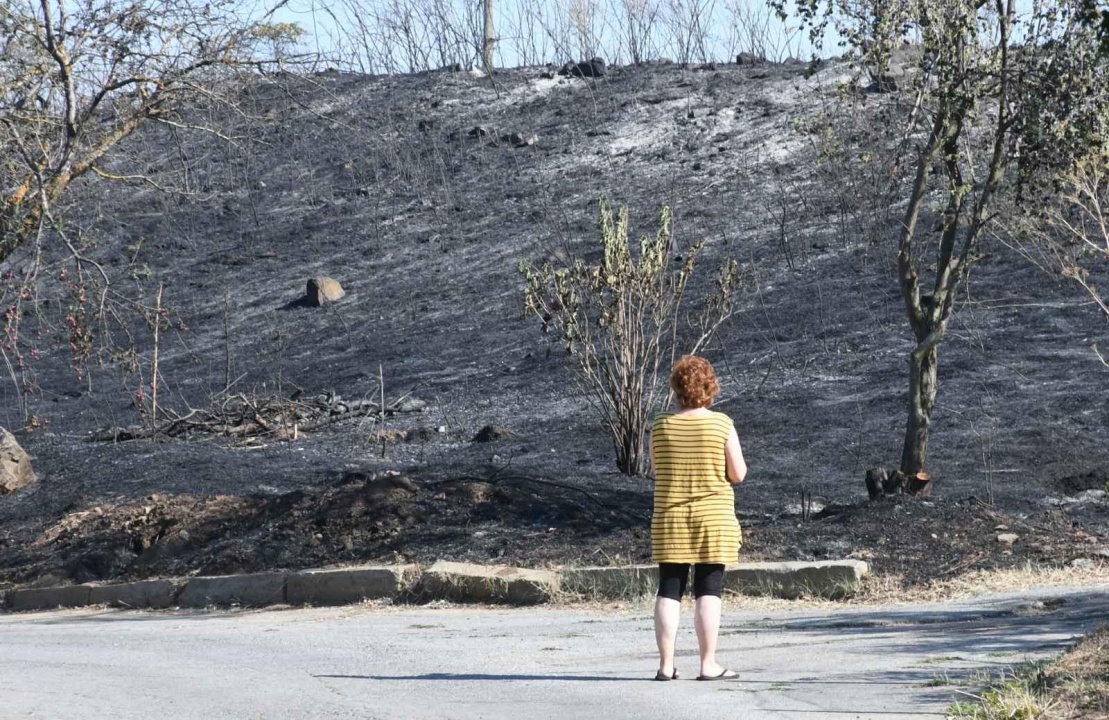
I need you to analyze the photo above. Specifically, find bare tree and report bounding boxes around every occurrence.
[0,0,292,416]
[0,0,291,265]
[520,199,745,476]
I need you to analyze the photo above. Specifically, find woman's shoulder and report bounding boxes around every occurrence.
[710,410,735,427]
[652,412,676,428]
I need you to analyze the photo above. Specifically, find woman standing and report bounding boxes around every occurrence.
[650,355,746,681]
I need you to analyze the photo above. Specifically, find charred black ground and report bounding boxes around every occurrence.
[0,60,1106,590]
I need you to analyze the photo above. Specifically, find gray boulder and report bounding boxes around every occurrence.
[0,427,35,495]
[560,57,606,78]
[306,277,345,307]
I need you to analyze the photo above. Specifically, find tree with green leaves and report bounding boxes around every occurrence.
[772,0,1109,482]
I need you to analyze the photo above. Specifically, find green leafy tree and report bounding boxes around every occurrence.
[521,200,745,476]
[772,0,1109,481]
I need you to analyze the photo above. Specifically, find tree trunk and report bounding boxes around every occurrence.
[482,0,495,71]
[900,344,938,476]
[614,420,647,476]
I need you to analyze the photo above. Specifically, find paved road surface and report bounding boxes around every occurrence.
[3,584,1107,719]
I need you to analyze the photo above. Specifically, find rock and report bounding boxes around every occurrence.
[405,426,436,443]
[473,425,511,443]
[468,125,491,138]
[997,533,1019,545]
[509,132,538,147]
[417,119,434,132]
[393,396,427,413]
[306,277,345,307]
[736,52,764,66]
[1070,558,1096,569]
[0,427,35,496]
[560,57,606,78]
[784,498,826,517]
[1096,548,1109,559]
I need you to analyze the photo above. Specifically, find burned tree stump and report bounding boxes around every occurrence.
[883,470,906,495]
[865,466,887,500]
[865,466,934,499]
[905,472,933,496]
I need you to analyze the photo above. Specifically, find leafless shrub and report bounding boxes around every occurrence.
[319,0,816,71]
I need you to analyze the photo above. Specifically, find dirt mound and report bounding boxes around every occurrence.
[746,495,1102,587]
[2,466,1100,591]
[0,469,651,585]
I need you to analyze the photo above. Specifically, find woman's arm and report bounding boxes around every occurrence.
[724,424,747,485]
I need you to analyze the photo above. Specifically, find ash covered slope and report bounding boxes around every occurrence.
[1,61,1106,580]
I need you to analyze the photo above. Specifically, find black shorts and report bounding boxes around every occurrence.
[656,563,725,600]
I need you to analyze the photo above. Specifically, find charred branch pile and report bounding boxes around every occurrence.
[87,392,425,443]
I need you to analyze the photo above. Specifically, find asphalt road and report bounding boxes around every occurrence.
[3,584,1108,719]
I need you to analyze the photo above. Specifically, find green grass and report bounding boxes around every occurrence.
[948,626,1109,719]
[946,671,1052,719]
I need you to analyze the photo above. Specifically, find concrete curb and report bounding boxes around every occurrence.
[561,565,659,599]
[8,583,92,612]
[0,559,869,613]
[420,561,559,605]
[176,572,288,608]
[725,560,870,600]
[88,579,181,609]
[287,564,420,606]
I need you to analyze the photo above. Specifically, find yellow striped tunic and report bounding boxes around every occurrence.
[650,411,742,564]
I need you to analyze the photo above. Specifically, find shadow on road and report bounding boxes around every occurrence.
[315,673,651,682]
[764,589,1109,660]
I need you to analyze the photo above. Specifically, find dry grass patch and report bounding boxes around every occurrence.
[1043,626,1109,719]
[949,626,1109,720]
[549,562,1107,611]
[854,564,1109,606]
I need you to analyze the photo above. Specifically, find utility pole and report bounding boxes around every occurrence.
[482,0,494,71]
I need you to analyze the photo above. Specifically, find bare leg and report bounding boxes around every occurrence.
[694,594,725,677]
[654,596,681,676]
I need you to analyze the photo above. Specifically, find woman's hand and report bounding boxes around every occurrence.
[725,425,747,485]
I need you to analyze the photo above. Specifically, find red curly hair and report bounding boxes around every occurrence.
[670,355,720,409]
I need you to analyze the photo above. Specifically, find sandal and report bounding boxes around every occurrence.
[654,669,679,681]
[696,668,737,681]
